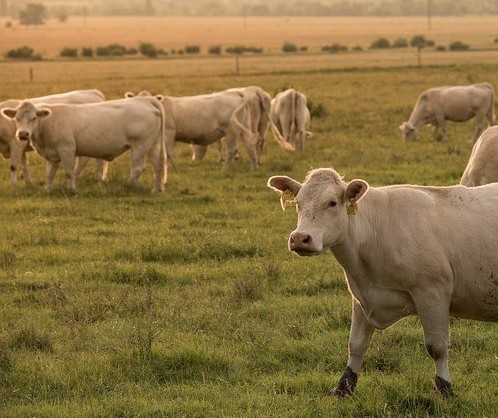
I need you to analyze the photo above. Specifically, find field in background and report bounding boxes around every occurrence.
[0,16,498,418]
[1,15,498,57]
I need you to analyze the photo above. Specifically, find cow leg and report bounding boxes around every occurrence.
[59,151,77,190]
[20,152,32,185]
[96,160,109,181]
[471,115,485,144]
[223,132,238,170]
[241,140,259,170]
[435,117,448,142]
[191,144,208,161]
[74,156,90,178]
[8,141,28,186]
[332,298,375,397]
[45,161,59,192]
[414,295,453,397]
[165,129,176,170]
[296,130,305,152]
[127,148,147,186]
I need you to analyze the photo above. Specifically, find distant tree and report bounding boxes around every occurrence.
[5,45,42,60]
[410,35,431,48]
[185,45,200,54]
[393,38,408,48]
[282,42,298,53]
[81,47,93,57]
[370,38,390,49]
[449,40,469,51]
[19,3,47,26]
[139,42,157,58]
[60,47,78,57]
[208,45,222,55]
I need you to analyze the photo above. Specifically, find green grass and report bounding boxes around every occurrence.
[0,58,497,417]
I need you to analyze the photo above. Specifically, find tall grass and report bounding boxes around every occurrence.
[0,58,497,417]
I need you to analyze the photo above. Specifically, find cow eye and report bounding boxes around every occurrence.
[328,200,337,207]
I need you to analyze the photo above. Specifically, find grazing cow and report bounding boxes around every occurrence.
[460,125,498,186]
[126,87,293,170]
[270,88,312,151]
[1,97,166,192]
[0,89,106,185]
[400,83,495,143]
[268,168,498,396]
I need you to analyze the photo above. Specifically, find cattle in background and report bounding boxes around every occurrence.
[1,97,166,192]
[0,89,106,185]
[268,167,498,396]
[126,86,293,170]
[460,125,498,186]
[270,88,312,151]
[400,83,495,143]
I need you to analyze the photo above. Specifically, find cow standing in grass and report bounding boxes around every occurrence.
[400,83,495,143]
[126,87,293,170]
[0,89,106,185]
[270,88,312,151]
[1,97,166,192]
[268,168,498,396]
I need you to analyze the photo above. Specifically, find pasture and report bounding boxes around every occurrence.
[1,16,498,417]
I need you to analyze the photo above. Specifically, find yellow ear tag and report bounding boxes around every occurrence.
[347,201,358,216]
[280,190,296,211]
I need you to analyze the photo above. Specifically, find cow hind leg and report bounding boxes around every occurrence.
[332,298,375,397]
[471,115,486,144]
[147,142,166,192]
[128,148,147,186]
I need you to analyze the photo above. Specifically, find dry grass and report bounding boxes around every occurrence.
[1,15,498,58]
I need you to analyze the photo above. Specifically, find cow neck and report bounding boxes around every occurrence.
[330,189,387,290]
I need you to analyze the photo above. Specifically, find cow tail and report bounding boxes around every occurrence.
[153,98,167,185]
[230,98,259,145]
[487,83,496,126]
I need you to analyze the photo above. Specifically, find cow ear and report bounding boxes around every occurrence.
[267,176,302,211]
[36,109,51,119]
[1,108,16,120]
[345,179,369,203]
[124,92,135,98]
[155,94,164,102]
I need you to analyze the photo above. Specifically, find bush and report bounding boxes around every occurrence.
[60,47,78,57]
[5,45,41,60]
[370,37,390,49]
[282,42,298,53]
[449,41,469,51]
[226,45,245,54]
[185,45,200,54]
[96,44,127,57]
[352,45,363,51]
[139,42,157,58]
[127,47,138,55]
[299,46,308,52]
[435,45,446,52]
[322,43,348,53]
[393,38,408,48]
[410,35,434,48]
[208,45,222,55]
[308,99,327,118]
[81,47,93,57]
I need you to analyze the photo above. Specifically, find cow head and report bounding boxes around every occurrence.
[268,168,369,256]
[399,122,418,141]
[0,101,51,142]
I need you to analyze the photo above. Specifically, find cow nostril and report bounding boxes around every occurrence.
[303,235,311,244]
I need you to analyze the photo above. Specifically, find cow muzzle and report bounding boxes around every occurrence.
[17,131,30,141]
[289,231,319,256]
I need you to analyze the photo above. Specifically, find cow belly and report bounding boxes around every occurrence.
[450,276,498,321]
[76,139,130,160]
[176,128,224,145]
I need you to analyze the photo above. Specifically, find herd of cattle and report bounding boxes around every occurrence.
[2,80,498,398]
[0,86,310,191]
[268,82,498,397]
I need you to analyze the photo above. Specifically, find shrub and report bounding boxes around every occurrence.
[393,38,408,48]
[322,43,348,53]
[282,42,298,53]
[370,37,390,49]
[5,45,41,60]
[449,41,469,51]
[208,45,222,55]
[308,99,327,118]
[127,47,138,55]
[352,45,363,51]
[410,35,434,48]
[139,42,157,58]
[185,45,200,54]
[81,47,93,57]
[245,46,263,53]
[226,45,245,54]
[299,46,308,52]
[60,47,78,57]
[436,45,446,52]
[96,44,127,57]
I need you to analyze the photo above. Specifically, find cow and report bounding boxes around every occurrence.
[0,97,166,192]
[399,83,496,143]
[126,87,293,170]
[0,89,107,185]
[270,88,312,151]
[460,125,498,186]
[268,167,498,397]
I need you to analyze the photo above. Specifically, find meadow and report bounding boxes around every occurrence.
[0,16,498,418]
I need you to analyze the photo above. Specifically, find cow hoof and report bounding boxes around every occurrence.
[331,366,357,397]
[435,376,454,397]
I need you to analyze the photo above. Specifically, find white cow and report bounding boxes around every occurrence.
[1,97,166,192]
[268,167,498,396]
[0,89,106,185]
[126,87,293,170]
[270,88,312,151]
[400,82,496,143]
[460,125,498,186]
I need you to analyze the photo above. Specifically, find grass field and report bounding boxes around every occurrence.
[0,16,498,418]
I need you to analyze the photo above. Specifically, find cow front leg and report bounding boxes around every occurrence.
[59,151,77,190]
[45,161,59,192]
[332,298,375,397]
[223,133,238,170]
[191,144,208,161]
[413,294,453,396]
[20,151,32,185]
[471,116,485,144]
